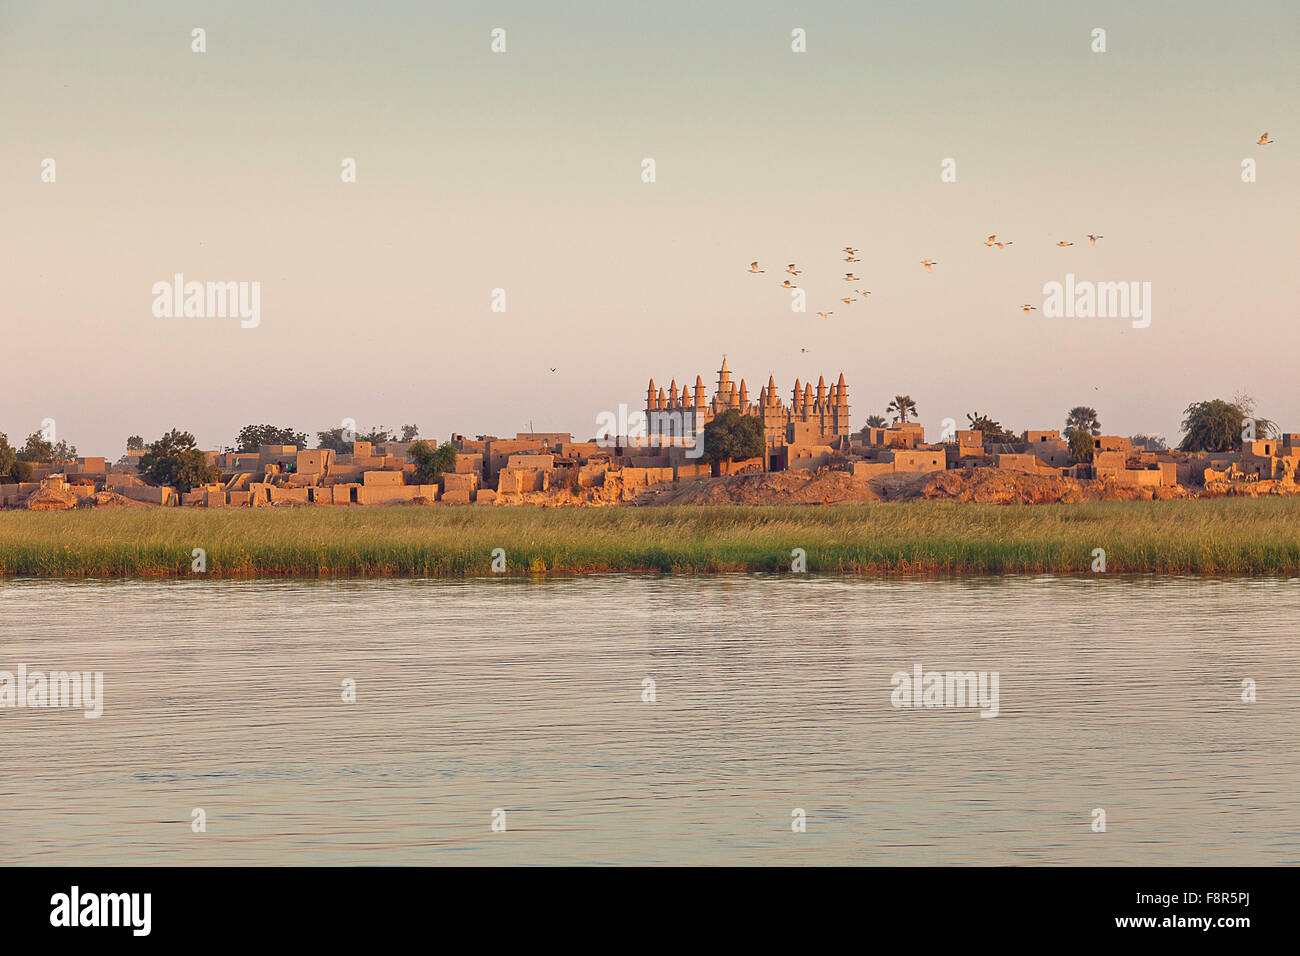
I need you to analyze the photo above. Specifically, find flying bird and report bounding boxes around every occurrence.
[1257,132,1273,145]
[994,241,1013,249]
[1087,234,1103,245]
[1020,304,1037,313]
[550,367,557,371]
[844,255,860,262]
[1055,241,1074,247]
[843,247,858,255]
[856,290,872,297]
[840,297,854,304]
[842,273,858,281]
[748,261,764,273]
[780,280,797,289]
[817,311,834,319]
[800,348,808,353]
[786,264,802,275]
[984,235,998,247]
[920,259,937,271]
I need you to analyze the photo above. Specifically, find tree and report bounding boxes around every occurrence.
[1176,396,1275,452]
[409,440,457,483]
[887,395,917,424]
[1066,431,1094,463]
[316,427,351,453]
[18,432,52,463]
[126,435,144,451]
[231,424,307,453]
[0,433,33,482]
[1065,406,1101,437]
[701,409,766,468]
[137,429,222,493]
[359,426,393,444]
[1064,406,1101,462]
[1130,433,1168,452]
[864,415,887,429]
[965,412,1018,444]
[400,424,420,442]
[49,440,78,467]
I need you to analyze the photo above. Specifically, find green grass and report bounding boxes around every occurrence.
[0,498,1298,576]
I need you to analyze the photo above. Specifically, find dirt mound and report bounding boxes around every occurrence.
[78,490,149,508]
[642,470,882,505]
[635,466,1197,506]
[912,468,1192,503]
[24,486,80,510]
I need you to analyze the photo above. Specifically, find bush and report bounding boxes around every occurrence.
[702,410,766,465]
[409,441,457,483]
[138,429,222,493]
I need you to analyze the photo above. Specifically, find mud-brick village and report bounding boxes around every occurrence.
[3,356,1298,511]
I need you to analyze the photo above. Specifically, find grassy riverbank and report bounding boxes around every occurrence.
[1,498,1298,577]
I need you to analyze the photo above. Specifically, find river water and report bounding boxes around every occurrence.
[0,576,1295,865]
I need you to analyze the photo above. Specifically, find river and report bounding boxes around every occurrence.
[1,576,1295,865]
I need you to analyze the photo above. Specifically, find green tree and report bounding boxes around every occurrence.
[50,440,78,467]
[231,424,307,453]
[1064,406,1101,462]
[137,429,222,493]
[864,415,887,429]
[18,432,53,463]
[400,424,420,442]
[318,425,392,451]
[126,435,144,451]
[702,409,766,468]
[1178,400,1239,452]
[1067,430,1096,462]
[887,395,918,424]
[1130,433,1168,452]
[409,440,457,483]
[965,412,1018,444]
[0,433,34,482]
[316,427,351,452]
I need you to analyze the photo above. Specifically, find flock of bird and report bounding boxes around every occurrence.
[748,234,1106,320]
[747,134,1273,330]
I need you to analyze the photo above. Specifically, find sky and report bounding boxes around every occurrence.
[2,0,1297,456]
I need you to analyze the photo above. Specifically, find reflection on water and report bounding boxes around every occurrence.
[0,575,1296,865]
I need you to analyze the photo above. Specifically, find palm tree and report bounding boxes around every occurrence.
[865,415,887,428]
[1065,406,1101,463]
[1065,406,1100,437]
[887,395,918,424]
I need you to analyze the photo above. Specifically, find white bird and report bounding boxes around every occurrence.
[780,279,797,289]
[842,273,858,281]
[817,311,834,319]
[1020,304,1037,313]
[920,259,937,271]
[1257,132,1273,146]
[1087,234,1103,245]
[749,261,764,273]
[786,264,802,275]
[1055,241,1073,247]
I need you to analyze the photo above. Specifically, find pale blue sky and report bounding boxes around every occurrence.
[2,0,1296,453]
